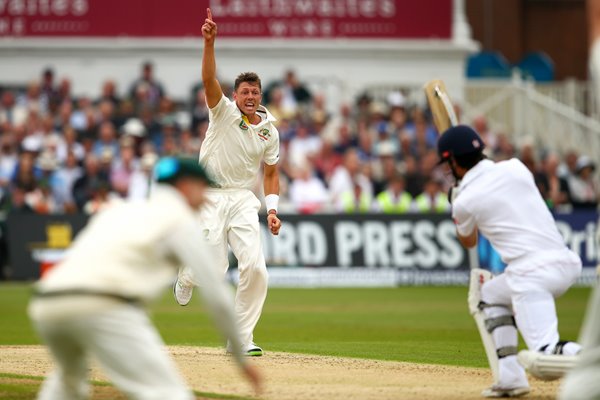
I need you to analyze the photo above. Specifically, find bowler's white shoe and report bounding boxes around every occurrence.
[245,342,263,357]
[227,341,264,357]
[173,279,193,306]
[481,385,530,398]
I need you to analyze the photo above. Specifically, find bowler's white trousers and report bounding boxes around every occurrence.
[179,188,269,347]
[29,299,194,400]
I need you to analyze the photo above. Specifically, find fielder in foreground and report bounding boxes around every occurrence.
[558,1,600,397]
[438,126,582,398]
[28,157,262,400]
[174,8,281,357]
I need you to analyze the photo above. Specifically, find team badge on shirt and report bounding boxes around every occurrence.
[257,128,271,141]
[239,119,249,131]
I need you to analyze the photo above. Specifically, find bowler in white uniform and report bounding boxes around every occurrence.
[438,125,582,398]
[28,157,262,400]
[174,8,282,357]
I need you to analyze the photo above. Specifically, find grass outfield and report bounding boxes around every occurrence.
[0,283,590,369]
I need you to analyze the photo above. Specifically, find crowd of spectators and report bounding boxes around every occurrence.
[0,63,598,219]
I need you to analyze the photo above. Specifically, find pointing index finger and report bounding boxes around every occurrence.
[207,8,213,21]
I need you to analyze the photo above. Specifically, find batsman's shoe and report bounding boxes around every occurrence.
[481,385,530,398]
[173,279,193,306]
[245,342,263,357]
[518,350,578,381]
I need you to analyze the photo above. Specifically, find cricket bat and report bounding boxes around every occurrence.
[424,79,500,383]
[423,79,479,269]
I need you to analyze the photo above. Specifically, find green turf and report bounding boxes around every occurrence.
[0,282,590,368]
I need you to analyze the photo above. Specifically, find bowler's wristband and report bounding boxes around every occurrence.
[265,194,279,214]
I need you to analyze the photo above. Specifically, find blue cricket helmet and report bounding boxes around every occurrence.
[437,125,485,164]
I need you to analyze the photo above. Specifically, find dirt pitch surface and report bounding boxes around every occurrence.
[0,345,562,400]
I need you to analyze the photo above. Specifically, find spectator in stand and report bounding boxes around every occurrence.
[113,99,136,129]
[179,128,201,157]
[139,106,163,148]
[0,90,28,128]
[53,150,83,213]
[0,134,18,190]
[337,179,373,213]
[72,154,110,211]
[538,152,571,211]
[372,173,413,214]
[329,148,372,207]
[110,136,139,197]
[92,121,119,160]
[40,67,57,106]
[493,132,516,161]
[472,114,497,151]
[288,123,322,168]
[371,141,400,195]
[190,87,209,132]
[18,81,47,116]
[407,108,437,158]
[56,125,86,163]
[97,99,116,127]
[333,122,358,155]
[314,139,343,183]
[265,69,311,114]
[6,183,34,213]
[128,152,158,201]
[568,156,599,210]
[413,177,450,213]
[99,79,121,108]
[321,103,356,145]
[289,162,329,214]
[54,99,73,131]
[11,151,40,191]
[309,93,329,126]
[129,61,165,111]
[55,77,73,107]
[265,86,295,122]
[559,150,580,179]
[69,97,94,135]
[356,124,375,162]
[403,155,425,197]
[83,179,119,215]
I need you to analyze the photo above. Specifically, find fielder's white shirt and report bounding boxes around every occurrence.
[33,185,246,362]
[200,95,280,189]
[453,159,566,264]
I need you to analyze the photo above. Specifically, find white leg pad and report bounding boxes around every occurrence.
[518,350,578,381]
[469,268,500,383]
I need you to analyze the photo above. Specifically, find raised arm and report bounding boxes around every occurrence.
[202,8,223,108]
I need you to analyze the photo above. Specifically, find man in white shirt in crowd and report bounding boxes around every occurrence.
[29,157,262,400]
[173,8,282,357]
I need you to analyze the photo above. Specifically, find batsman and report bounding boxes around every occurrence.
[425,81,582,398]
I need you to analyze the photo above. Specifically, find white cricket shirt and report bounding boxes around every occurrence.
[199,95,280,189]
[452,158,567,264]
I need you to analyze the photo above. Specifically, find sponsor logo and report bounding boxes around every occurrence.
[239,120,249,131]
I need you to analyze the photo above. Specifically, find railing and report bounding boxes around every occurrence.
[364,74,600,162]
[463,74,600,161]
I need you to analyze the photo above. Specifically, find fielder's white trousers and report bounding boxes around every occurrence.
[179,188,268,346]
[559,283,600,400]
[30,300,194,400]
